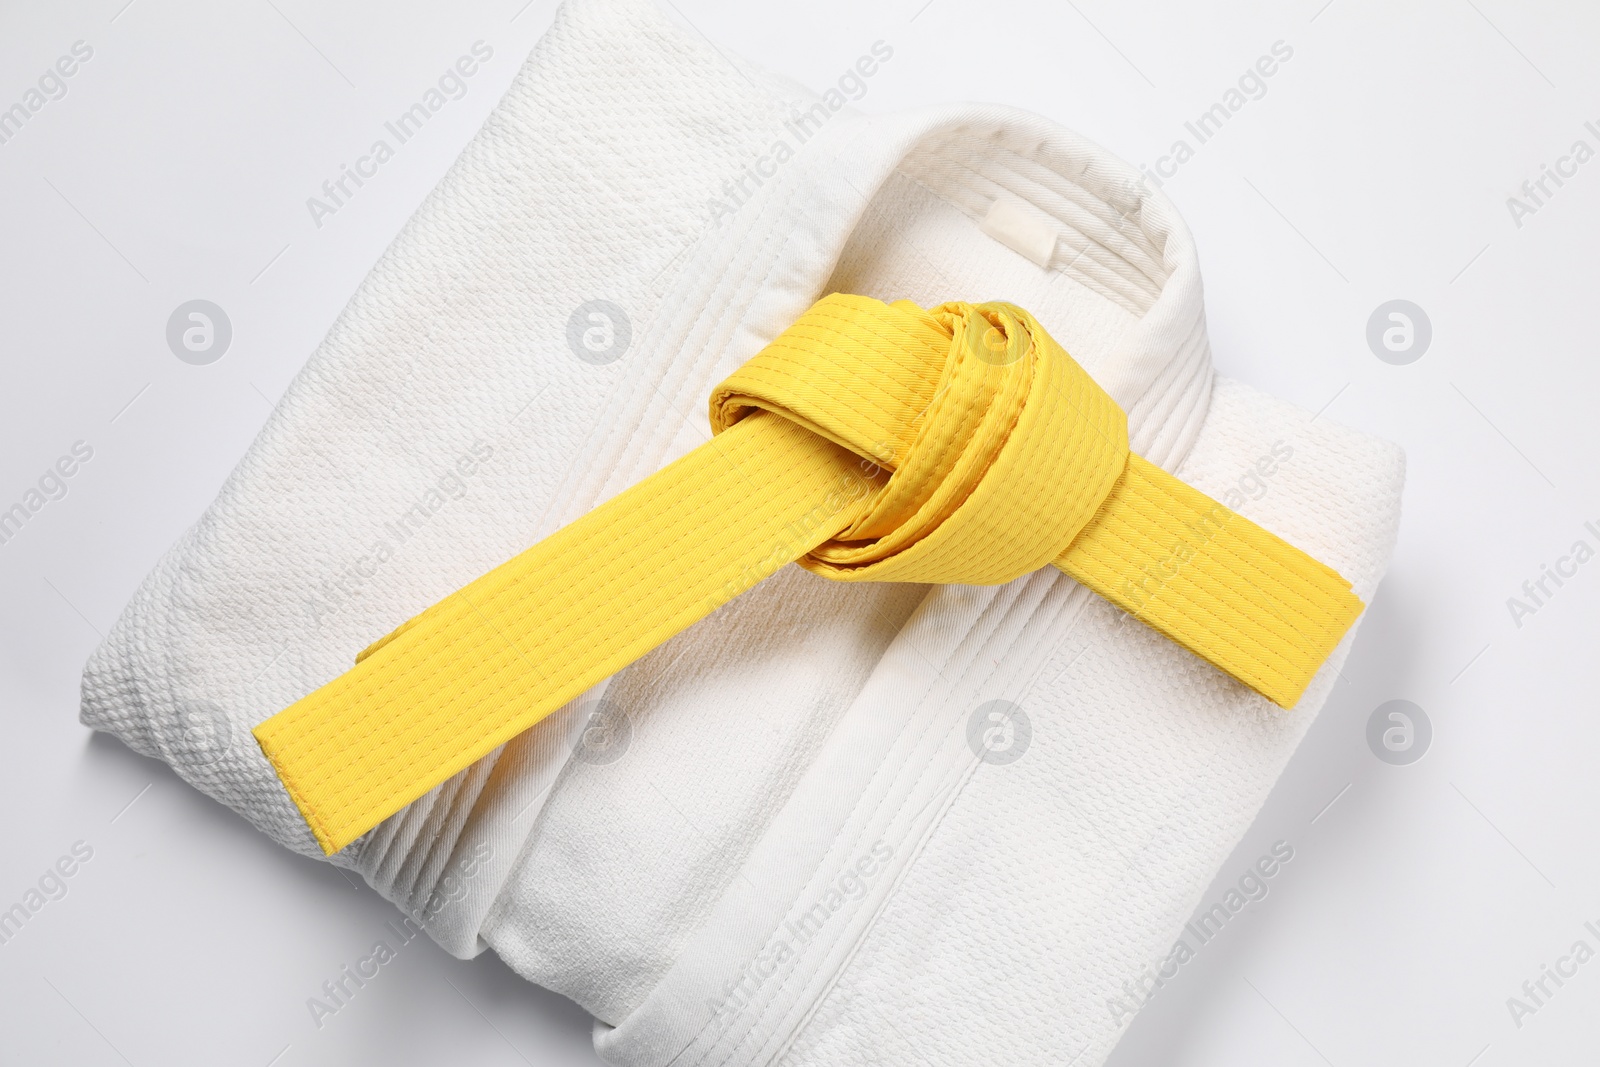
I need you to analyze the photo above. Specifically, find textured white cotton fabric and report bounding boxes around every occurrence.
[79,1,1404,1064]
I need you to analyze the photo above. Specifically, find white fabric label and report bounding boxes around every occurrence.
[981,195,1058,268]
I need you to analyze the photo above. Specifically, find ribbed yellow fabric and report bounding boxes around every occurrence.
[255,295,1363,854]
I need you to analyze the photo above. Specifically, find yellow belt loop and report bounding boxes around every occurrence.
[255,295,1363,854]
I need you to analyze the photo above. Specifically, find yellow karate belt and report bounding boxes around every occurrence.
[256,295,1363,854]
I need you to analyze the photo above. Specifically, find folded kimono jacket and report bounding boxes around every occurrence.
[79,0,1404,1063]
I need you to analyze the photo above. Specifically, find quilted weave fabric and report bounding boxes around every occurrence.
[79,1,1404,1064]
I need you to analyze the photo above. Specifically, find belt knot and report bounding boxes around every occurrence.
[711,294,1128,585]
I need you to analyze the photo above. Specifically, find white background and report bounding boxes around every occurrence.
[1,1,1596,1064]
